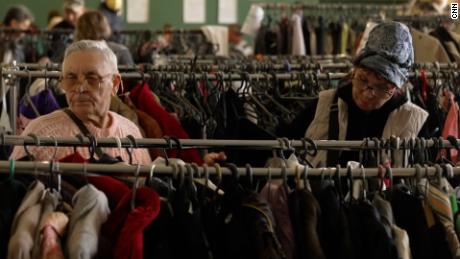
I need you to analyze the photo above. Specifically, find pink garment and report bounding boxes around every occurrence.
[260,180,296,259]
[40,226,65,259]
[441,90,459,163]
[39,212,69,259]
[10,110,151,164]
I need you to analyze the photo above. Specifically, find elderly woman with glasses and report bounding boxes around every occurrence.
[10,40,151,163]
[287,21,428,167]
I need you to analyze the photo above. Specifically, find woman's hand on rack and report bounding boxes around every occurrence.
[203,151,227,166]
[38,56,51,65]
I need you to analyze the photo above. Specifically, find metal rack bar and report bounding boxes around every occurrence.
[9,62,458,72]
[0,28,204,35]
[3,135,460,151]
[8,62,353,72]
[3,69,457,81]
[0,161,457,178]
[257,3,409,10]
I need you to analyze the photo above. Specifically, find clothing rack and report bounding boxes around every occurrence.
[257,2,409,11]
[0,160,458,179]
[394,15,453,23]
[2,67,458,135]
[3,69,456,82]
[8,62,459,72]
[3,135,460,152]
[0,28,204,35]
[7,62,353,72]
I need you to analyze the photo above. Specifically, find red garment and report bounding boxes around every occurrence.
[88,176,130,208]
[129,82,203,164]
[441,90,459,163]
[99,187,160,259]
[59,152,130,207]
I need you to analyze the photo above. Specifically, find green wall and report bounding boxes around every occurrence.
[1,0,319,29]
[1,0,408,30]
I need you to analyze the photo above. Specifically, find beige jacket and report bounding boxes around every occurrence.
[305,89,429,167]
[411,28,450,63]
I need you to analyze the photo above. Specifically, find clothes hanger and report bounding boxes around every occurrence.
[9,159,15,182]
[19,69,40,118]
[335,164,344,205]
[298,137,316,168]
[294,165,302,190]
[130,164,142,211]
[24,133,40,161]
[245,163,255,191]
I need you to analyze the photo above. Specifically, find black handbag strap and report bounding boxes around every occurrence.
[63,108,105,158]
[326,91,341,166]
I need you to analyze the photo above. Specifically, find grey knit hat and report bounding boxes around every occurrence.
[353,21,414,88]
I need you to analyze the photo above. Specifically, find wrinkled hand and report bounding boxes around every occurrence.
[203,151,227,166]
[38,56,51,65]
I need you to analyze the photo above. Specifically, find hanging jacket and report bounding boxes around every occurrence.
[347,200,399,259]
[411,28,450,63]
[109,96,141,130]
[66,184,110,259]
[0,179,26,259]
[430,26,460,63]
[261,180,296,259]
[291,14,306,56]
[19,88,61,120]
[206,183,286,259]
[305,86,428,167]
[31,190,60,259]
[8,181,46,259]
[129,82,203,164]
[288,188,326,259]
[315,184,354,259]
[99,187,160,259]
[38,212,68,259]
[441,90,459,163]
[391,187,452,259]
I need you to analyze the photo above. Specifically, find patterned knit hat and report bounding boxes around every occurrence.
[353,21,414,88]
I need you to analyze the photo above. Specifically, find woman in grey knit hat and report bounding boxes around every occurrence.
[286,21,428,167]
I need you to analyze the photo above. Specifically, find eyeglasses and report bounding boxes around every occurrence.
[59,73,112,92]
[353,75,394,99]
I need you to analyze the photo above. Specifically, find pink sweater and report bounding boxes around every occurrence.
[10,110,152,164]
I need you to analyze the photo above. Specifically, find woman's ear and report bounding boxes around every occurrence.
[111,73,122,96]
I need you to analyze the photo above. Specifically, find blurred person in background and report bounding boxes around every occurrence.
[54,0,85,30]
[228,24,253,58]
[49,0,86,62]
[1,5,34,63]
[47,10,63,30]
[75,10,133,66]
[98,0,124,43]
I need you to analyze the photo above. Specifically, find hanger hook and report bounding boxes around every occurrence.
[24,133,39,160]
[50,136,58,161]
[169,137,183,159]
[162,136,172,166]
[214,163,222,188]
[9,159,15,181]
[125,135,135,164]
[178,164,185,189]
[131,164,142,211]
[303,164,309,190]
[267,166,272,182]
[245,163,254,189]
[148,164,156,185]
[83,162,89,185]
[114,137,123,155]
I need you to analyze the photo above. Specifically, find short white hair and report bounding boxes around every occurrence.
[63,40,118,73]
